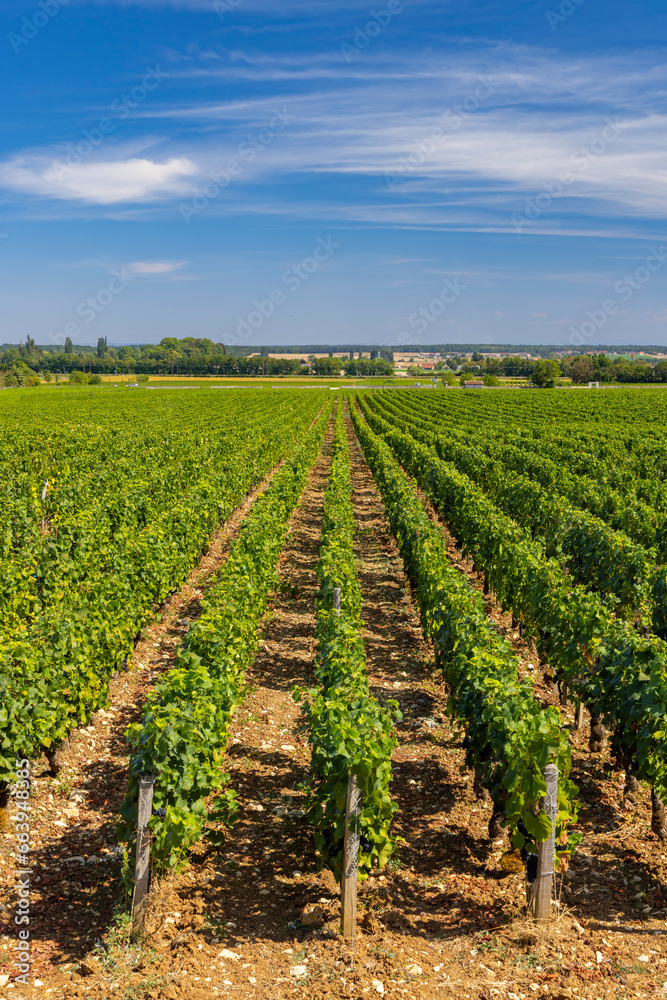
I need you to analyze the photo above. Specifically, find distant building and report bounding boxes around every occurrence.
[464,380,485,388]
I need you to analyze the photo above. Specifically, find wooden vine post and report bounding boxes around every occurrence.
[341,774,363,940]
[132,772,154,938]
[575,701,585,730]
[333,585,363,940]
[529,763,559,923]
[40,480,49,533]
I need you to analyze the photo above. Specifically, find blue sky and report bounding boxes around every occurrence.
[2,0,667,349]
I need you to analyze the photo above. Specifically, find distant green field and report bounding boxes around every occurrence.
[36,375,402,389]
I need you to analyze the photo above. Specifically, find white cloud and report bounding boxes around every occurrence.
[125,260,188,275]
[0,156,197,204]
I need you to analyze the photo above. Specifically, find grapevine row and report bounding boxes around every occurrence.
[402,388,667,511]
[354,397,667,834]
[363,392,657,617]
[1,393,314,629]
[350,403,579,856]
[118,405,331,872]
[297,406,399,880]
[370,390,667,638]
[0,394,325,788]
[373,389,663,552]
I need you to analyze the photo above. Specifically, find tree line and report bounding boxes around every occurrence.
[440,352,667,386]
[0,337,394,379]
[3,337,667,386]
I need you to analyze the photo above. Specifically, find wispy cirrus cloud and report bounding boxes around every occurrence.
[66,0,401,9]
[118,44,667,224]
[2,42,667,234]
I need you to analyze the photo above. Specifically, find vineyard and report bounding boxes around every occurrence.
[2,386,667,1000]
